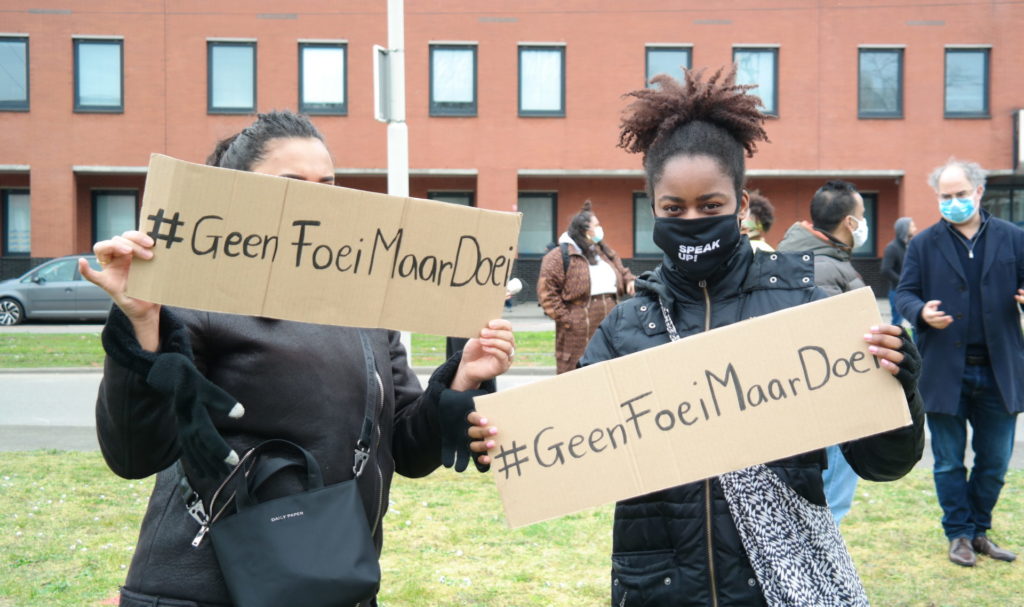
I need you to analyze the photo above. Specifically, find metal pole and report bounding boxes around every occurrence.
[386,0,413,354]
[386,0,408,198]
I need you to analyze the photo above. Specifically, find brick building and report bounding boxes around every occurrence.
[2,0,1022,295]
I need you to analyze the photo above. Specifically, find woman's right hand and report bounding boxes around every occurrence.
[80,231,162,349]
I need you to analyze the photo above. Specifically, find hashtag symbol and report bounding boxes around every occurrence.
[494,441,530,480]
[147,208,185,249]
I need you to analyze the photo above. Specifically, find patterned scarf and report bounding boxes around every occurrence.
[659,298,869,607]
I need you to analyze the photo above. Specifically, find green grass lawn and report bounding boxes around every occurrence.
[1,452,1021,606]
[0,332,556,369]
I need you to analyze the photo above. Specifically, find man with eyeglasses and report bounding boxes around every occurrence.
[896,158,1024,567]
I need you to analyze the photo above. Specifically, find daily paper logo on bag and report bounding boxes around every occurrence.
[474,288,912,528]
[127,155,522,337]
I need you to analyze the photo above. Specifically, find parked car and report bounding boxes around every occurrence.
[0,255,112,326]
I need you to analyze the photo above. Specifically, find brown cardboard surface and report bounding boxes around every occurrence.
[474,288,912,528]
[127,155,521,337]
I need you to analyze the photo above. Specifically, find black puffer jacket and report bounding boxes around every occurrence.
[580,245,924,607]
[96,307,456,606]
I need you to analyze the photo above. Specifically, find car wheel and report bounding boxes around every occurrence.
[0,297,24,326]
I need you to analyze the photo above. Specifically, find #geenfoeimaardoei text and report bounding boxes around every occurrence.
[147,210,514,288]
[493,344,883,480]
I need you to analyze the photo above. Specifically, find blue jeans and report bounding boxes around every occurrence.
[888,291,904,326]
[928,363,1018,540]
[822,444,859,525]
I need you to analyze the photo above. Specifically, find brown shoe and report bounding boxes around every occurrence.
[973,535,1017,562]
[949,537,976,567]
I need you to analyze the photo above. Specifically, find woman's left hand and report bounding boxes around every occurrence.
[451,319,515,391]
[864,324,921,395]
[467,411,498,468]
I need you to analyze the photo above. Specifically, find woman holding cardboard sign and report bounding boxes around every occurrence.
[82,111,512,607]
[486,69,924,606]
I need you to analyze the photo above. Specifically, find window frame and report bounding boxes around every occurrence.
[857,47,904,119]
[429,43,478,117]
[644,44,692,86]
[91,189,139,244]
[73,37,124,113]
[517,45,566,118]
[207,40,257,115]
[732,46,779,117]
[516,192,558,257]
[632,192,661,258]
[944,47,990,119]
[427,191,475,207]
[2,188,31,256]
[0,35,29,111]
[298,41,347,116]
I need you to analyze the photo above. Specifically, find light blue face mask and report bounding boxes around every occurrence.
[939,196,977,224]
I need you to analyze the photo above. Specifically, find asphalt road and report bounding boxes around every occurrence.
[1,367,1022,471]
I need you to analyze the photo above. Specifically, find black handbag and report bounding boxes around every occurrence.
[191,330,382,607]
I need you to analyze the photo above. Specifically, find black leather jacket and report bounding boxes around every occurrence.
[96,307,455,606]
[580,245,924,607]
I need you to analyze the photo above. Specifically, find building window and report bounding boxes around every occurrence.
[645,46,691,86]
[92,190,138,243]
[945,48,989,118]
[733,47,778,116]
[2,189,30,255]
[858,48,903,118]
[632,193,660,257]
[208,41,256,114]
[852,193,878,257]
[0,37,29,111]
[518,46,565,117]
[430,44,477,116]
[427,191,474,207]
[983,184,1024,227]
[299,42,346,115]
[74,38,123,112]
[516,192,556,255]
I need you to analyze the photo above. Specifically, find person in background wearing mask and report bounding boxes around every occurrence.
[777,179,870,526]
[575,67,922,606]
[741,189,776,252]
[880,217,917,327]
[895,158,1024,567]
[537,200,636,374]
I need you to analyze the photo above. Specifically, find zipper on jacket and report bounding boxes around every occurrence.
[371,371,385,536]
[699,279,719,607]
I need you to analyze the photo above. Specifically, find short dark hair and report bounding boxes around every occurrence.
[567,199,598,264]
[206,110,326,171]
[747,190,775,233]
[810,180,859,233]
[618,67,769,201]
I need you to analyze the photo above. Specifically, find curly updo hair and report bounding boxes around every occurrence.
[567,199,606,265]
[618,67,769,201]
[205,110,326,171]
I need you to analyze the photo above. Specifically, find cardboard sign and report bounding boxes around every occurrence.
[474,288,912,528]
[127,155,522,337]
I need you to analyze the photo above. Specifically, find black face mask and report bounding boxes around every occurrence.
[652,214,742,282]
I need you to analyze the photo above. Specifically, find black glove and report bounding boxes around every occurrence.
[146,352,244,479]
[102,307,244,479]
[894,328,921,398]
[438,388,490,473]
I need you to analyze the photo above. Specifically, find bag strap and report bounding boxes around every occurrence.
[180,328,380,545]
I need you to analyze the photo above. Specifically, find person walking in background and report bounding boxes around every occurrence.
[776,179,869,526]
[741,189,776,252]
[896,157,1024,567]
[536,200,636,374]
[881,217,917,327]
